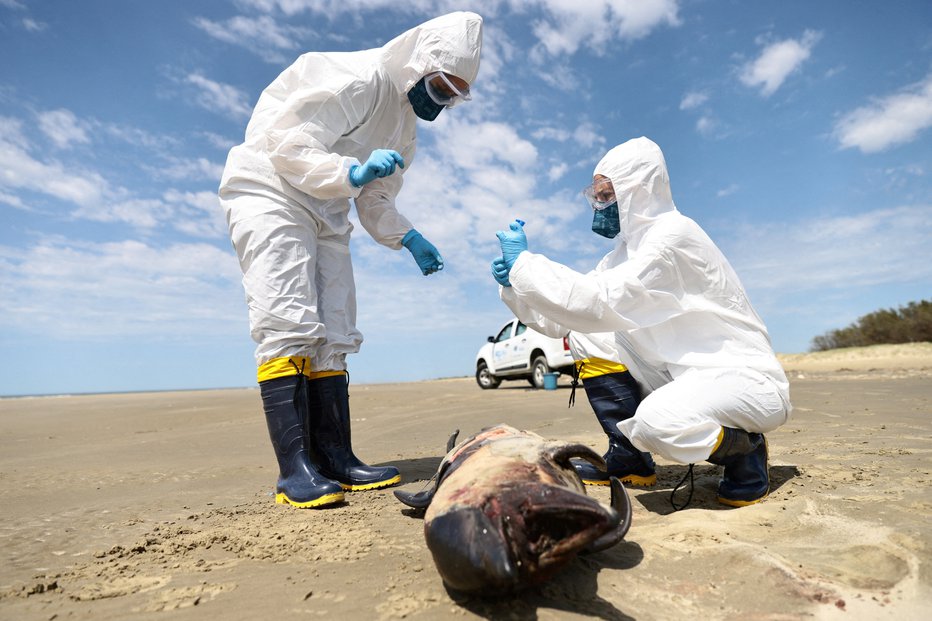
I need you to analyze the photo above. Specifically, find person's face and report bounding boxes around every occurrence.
[423,72,471,107]
[428,73,470,99]
[591,174,616,204]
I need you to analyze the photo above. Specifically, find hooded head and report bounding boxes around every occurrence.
[380,12,483,96]
[593,137,677,247]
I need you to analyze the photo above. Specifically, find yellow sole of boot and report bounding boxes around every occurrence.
[275,491,345,508]
[583,474,657,487]
[717,491,769,507]
[340,474,402,492]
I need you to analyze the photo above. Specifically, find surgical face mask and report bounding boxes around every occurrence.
[591,202,621,239]
[407,77,445,121]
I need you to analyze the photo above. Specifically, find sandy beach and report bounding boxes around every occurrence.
[1,343,930,620]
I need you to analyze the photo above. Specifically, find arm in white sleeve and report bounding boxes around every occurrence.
[500,286,570,339]
[507,242,684,335]
[354,141,415,249]
[265,83,367,201]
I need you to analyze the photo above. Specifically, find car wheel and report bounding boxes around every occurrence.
[529,356,550,389]
[476,361,501,389]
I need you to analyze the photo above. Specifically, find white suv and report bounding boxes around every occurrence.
[475,318,574,389]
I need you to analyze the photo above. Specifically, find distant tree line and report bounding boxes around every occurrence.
[811,300,932,352]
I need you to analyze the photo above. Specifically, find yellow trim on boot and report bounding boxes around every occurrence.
[574,357,628,379]
[582,473,657,487]
[275,490,344,508]
[716,436,769,507]
[711,427,725,454]
[258,356,313,383]
[717,491,769,507]
[307,370,347,381]
[258,359,348,383]
[340,474,402,492]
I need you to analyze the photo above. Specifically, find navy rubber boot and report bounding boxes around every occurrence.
[307,374,401,491]
[260,375,345,508]
[707,427,769,507]
[573,372,656,487]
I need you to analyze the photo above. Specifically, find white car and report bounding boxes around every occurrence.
[475,318,575,389]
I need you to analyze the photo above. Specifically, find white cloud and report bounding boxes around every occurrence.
[548,162,568,182]
[532,126,571,142]
[739,30,821,97]
[237,1,678,62]
[529,0,681,58]
[572,121,606,151]
[22,17,46,32]
[716,183,738,198]
[0,0,25,9]
[152,156,225,183]
[834,74,932,153]
[696,115,716,136]
[533,61,582,92]
[103,123,180,152]
[203,131,237,151]
[0,115,29,149]
[163,189,227,238]
[193,14,308,64]
[680,91,708,110]
[727,205,932,292]
[0,191,27,210]
[70,189,226,239]
[37,109,90,149]
[1,112,226,237]
[72,197,170,229]
[472,23,513,89]
[0,117,106,207]
[185,73,253,121]
[236,0,469,17]
[0,237,243,339]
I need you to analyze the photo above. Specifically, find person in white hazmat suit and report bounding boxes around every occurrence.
[218,12,483,509]
[491,137,791,507]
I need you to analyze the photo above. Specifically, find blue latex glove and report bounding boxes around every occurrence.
[349,149,405,188]
[495,219,528,269]
[402,229,444,275]
[491,256,511,287]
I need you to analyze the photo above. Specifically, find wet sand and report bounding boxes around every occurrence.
[1,345,930,620]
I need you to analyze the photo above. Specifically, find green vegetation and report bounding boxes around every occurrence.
[811,300,932,352]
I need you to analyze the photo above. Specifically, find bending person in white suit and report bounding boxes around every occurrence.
[219,13,483,508]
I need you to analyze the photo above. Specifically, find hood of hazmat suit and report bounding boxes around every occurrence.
[500,137,789,398]
[220,11,482,247]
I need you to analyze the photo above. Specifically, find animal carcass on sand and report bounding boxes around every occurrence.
[394,424,632,594]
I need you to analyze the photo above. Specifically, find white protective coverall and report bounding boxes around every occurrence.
[501,137,791,464]
[219,12,482,373]
[567,330,643,384]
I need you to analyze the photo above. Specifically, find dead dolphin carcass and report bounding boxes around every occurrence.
[394,424,632,594]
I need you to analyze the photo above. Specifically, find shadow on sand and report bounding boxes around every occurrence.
[449,542,642,620]
[635,463,801,515]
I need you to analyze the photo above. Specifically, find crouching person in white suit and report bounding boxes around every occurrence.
[491,137,791,507]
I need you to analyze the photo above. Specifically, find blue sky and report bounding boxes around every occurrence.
[2,0,930,396]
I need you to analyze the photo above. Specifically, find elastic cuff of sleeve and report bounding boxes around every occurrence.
[401,229,420,248]
[348,164,361,188]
